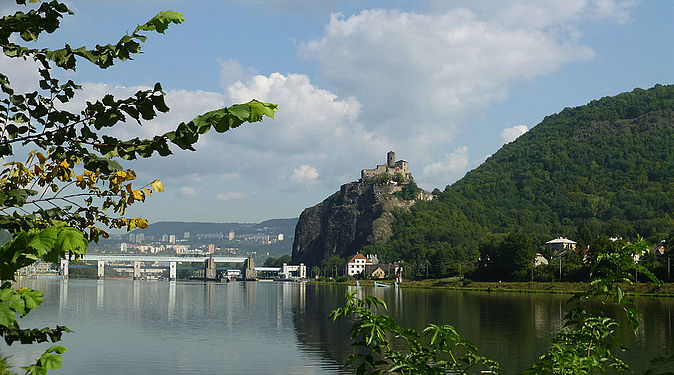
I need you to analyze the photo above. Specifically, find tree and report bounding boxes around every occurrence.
[322,255,345,277]
[395,180,420,200]
[311,265,320,278]
[263,255,291,267]
[475,233,535,281]
[0,2,276,373]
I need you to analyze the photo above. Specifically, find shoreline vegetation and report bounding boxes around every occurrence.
[309,278,674,297]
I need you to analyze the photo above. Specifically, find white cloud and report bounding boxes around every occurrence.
[224,72,389,185]
[219,58,257,88]
[216,192,245,201]
[290,165,319,184]
[300,5,602,147]
[179,186,199,198]
[0,54,42,94]
[500,125,529,144]
[421,146,470,186]
[57,72,388,195]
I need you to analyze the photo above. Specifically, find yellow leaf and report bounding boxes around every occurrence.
[138,218,149,229]
[133,189,145,201]
[151,179,164,193]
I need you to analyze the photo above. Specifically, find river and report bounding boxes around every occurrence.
[4,278,673,374]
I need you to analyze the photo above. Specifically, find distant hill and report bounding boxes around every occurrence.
[363,84,674,274]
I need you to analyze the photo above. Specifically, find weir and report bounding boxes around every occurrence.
[57,255,305,281]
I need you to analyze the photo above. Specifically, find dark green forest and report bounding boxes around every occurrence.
[363,84,674,280]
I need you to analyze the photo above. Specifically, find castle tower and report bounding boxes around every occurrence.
[387,151,395,168]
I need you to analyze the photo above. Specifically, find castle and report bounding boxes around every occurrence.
[361,151,412,181]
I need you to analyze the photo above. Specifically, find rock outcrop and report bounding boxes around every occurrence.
[291,182,415,267]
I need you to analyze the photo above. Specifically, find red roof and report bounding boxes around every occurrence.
[348,254,367,263]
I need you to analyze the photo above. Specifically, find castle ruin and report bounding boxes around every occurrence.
[361,151,412,181]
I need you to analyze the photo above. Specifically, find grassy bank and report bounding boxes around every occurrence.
[309,278,674,297]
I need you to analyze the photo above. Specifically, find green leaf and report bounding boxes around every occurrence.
[0,301,16,327]
[38,350,64,370]
[228,104,251,121]
[18,288,43,312]
[29,227,59,258]
[55,227,87,255]
[137,11,184,34]
[247,100,277,122]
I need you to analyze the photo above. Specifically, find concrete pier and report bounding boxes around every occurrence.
[97,260,105,279]
[60,258,69,277]
[204,256,217,280]
[169,262,177,280]
[133,261,142,279]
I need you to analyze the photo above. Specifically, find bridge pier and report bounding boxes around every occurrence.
[97,260,105,279]
[133,261,142,279]
[59,258,69,278]
[169,262,176,280]
[204,256,217,280]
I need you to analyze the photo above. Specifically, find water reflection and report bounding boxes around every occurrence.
[168,281,176,321]
[96,280,104,308]
[6,278,674,374]
[59,278,68,311]
[291,285,674,374]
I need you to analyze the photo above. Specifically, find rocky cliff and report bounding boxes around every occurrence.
[291,182,415,267]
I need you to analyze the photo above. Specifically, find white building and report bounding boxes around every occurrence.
[545,237,577,253]
[346,254,378,276]
[169,235,176,244]
[228,231,235,241]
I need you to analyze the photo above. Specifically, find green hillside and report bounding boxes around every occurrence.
[364,84,674,278]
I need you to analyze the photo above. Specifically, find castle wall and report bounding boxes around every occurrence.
[361,153,411,181]
[361,164,389,179]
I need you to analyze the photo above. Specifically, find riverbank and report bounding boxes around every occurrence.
[309,278,674,297]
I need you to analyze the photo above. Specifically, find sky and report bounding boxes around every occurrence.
[1,0,673,224]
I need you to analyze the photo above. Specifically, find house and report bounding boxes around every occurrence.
[534,253,548,267]
[545,237,577,254]
[369,267,386,279]
[346,254,378,276]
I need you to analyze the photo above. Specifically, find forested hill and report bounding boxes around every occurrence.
[365,84,674,269]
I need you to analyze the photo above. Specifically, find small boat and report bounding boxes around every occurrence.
[374,281,391,288]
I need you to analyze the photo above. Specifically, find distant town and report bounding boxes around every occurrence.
[96,230,286,257]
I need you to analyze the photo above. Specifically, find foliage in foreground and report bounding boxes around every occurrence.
[333,239,674,374]
[331,293,499,374]
[0,1,276,373]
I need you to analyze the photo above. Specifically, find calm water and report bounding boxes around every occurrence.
[5,279,674,374]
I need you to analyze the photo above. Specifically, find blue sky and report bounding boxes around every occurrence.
[2,0,673,224]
